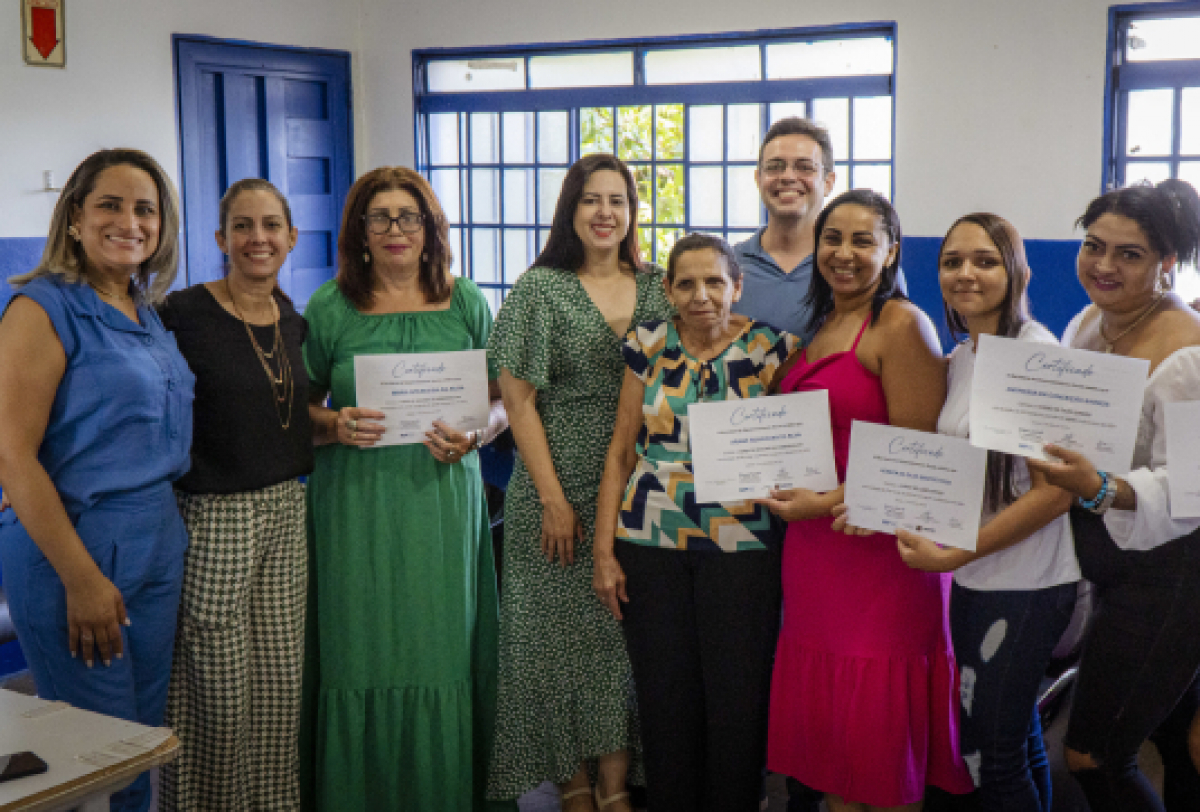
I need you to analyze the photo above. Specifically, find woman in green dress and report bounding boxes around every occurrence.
[487,153,674,811]
[300,167,508,811]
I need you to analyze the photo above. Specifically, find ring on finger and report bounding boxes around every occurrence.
[351,430,357,441]
[348,417,359,431]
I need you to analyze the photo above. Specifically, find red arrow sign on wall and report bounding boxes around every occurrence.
[29,7,59,60]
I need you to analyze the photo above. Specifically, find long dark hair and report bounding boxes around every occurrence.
[1078,179,1200,267]
[534,153,644,272]
[804,189,906,335]
[939,213,1033,513]
[336,167,453,309]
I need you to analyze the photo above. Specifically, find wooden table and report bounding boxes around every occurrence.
[0,689,178,812]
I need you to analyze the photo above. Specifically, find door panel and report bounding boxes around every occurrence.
[175,37,352,310]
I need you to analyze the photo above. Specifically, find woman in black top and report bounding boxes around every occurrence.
[158,178,314,812]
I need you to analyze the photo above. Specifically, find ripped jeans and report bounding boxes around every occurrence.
[950,581,1078,812]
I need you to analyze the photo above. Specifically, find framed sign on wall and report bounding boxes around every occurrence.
[22,0,64,68]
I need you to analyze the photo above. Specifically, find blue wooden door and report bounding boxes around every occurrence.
[175,36,353,309]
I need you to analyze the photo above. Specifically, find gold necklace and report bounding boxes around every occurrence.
[226,280,293,429]
[1099,291,1165,353]
[88,279,132,303]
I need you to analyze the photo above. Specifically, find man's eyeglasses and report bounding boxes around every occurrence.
[363,211,424,235]
[760,159,823,178]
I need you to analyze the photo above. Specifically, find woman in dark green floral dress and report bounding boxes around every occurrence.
[487,154,673,811]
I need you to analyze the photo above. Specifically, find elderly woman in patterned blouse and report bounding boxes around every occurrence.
[593,233,798,812]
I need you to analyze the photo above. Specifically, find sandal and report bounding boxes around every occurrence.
[594,787,632,811]
[560,785,595,812]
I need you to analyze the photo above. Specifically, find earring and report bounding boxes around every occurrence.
[422,253,429,262]
[67,225,81,240]
[1162,270,1174,291]
[363,250,371,263]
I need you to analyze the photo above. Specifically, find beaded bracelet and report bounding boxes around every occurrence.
[1078,470,1110,511]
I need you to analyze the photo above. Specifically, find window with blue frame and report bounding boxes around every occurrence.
[1107,6,1200,299]
[413,26,896,312]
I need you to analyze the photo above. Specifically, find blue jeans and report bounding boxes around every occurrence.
[950,581,1077,812]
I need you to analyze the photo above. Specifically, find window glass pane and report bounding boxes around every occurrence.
[427,59,526,92]
[689,166,724,228]
[431,169,462,223]
[632,165,654,224]
[429,114,460,165]
[504,229,535,281]
[645,45,761,84]
[618,107,653,161]
[539,229,551,251]
[538,112,570,164]
[656,165,684,224]
[638,227,654,263]
[656,105,684,160]
[503,169,535,224]
[656,228,684,263]
[853,97,892,160]
[726,165,760,227]
[471,169,500,224]
[1125,161,1172,186]
[470,113,499,164]
[727,230,757,246]
[853,165,891,200]
[830,163,849,199]
[770,102,807,124]
[502,112,535,164]
[689,106,724,162]
[812,98,850,164]
[1126,19,1200,62]
[766,37,893,79]
[1179,160,1200,189]
[581,107,614,155]
[481,286,503,315]
[727,104,762,161]
[529,51,634,88]
[538,168,567,225]
[456,227,470,273]
[472,229,501,283]
[1181,89,1200,155]
[1126,89,1174,157]
[447,227,463,275]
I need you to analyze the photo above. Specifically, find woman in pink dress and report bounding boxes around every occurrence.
[761,189,973,811]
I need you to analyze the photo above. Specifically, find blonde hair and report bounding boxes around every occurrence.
[9,148,182,303]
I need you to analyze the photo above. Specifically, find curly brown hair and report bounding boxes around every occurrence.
[336,167,453,309]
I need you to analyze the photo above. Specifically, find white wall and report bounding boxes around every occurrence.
[0,0,363,239]
[357,0,1162,241]
[0,0,1172,242]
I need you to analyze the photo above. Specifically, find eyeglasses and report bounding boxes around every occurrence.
[760,159,823,177]
[363,211,424,235]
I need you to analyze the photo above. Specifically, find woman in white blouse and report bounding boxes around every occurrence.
[879,213,1080,812]
[1028,179,1200,812]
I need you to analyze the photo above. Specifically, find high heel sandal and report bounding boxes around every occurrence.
[560,785,595,811]
[594,787,632,811]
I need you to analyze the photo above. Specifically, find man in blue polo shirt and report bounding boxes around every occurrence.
[734,117,904,339]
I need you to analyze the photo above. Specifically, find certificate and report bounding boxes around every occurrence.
[688,391,838,503]
[844,420,987,551]
[353,350,490,447]
[970,334,1149,472]
[1166,401,1200,518]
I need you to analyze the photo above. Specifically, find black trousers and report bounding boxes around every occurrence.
[617,541,781,812]
[1065,508,1200,812]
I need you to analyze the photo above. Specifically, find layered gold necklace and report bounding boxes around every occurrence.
[226,280,293,429]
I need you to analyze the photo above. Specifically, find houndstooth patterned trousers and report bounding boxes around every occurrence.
[161,480,307,812]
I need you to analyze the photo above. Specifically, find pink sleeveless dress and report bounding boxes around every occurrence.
[767,318,973,806]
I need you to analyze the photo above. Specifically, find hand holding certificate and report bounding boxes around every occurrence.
[844,420,987,551]
[970,334,1149,472]
[688,391,838,503]
[353,350,490,447]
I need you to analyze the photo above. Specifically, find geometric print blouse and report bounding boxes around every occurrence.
[616,317,799,552]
